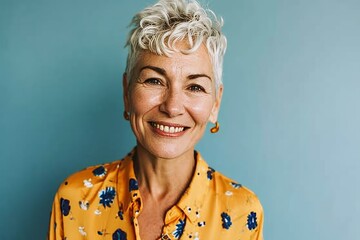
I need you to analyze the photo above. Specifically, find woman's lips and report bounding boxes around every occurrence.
[149,122,188,135]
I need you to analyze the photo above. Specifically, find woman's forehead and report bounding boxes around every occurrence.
[133,45,214,79]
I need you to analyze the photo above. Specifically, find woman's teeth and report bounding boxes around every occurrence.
[151,123,185,133]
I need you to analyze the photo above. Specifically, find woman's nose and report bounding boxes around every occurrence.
[159,89,185,117]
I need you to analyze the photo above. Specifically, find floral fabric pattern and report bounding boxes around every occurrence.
[48,149,264,239]
[129,178,139,192]
[206,167,215,180]
[92,166,107,177]
[113,228,127,240]
[247,211,258,230]
[221,212,232,230]
[60,198,70,216]
[172,219,186,239]
[99,187,116,208]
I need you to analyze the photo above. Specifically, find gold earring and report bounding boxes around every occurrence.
[210,121,219,133]
[123,111,130,120]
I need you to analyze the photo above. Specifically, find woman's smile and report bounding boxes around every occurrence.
[149,121,189,136]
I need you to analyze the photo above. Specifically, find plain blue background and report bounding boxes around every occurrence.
[1,0,360,239]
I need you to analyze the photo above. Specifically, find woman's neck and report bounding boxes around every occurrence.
[133,144,196,201]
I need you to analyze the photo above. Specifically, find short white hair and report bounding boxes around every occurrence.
[125,0,227,90]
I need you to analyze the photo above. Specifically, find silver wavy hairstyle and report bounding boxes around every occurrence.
[125,0,227,90]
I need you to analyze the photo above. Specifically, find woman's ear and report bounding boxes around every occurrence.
[123,73,130,112]
[209,84,223,123]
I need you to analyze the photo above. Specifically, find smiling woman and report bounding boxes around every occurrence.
[124,43,221,160]
[48,0,263,239]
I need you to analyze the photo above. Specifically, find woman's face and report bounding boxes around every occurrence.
[123,43,223,159]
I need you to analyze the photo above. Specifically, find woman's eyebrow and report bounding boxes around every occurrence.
[140,66,212,81]
[140,65,166,75]
[188,74,212,81]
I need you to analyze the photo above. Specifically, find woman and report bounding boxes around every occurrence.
[48,0,263,239]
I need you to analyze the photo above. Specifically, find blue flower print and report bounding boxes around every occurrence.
[207,167,215,180]
[129,178,139,192]
[112,228,127,240]
[60,198,71,216]
[230,182,242,189]
[99,187,116,208]
[118,210,124,220]
[221,212,232,230]
[93,166,107,177]
[172,219,186,239]
[247,211,258,230]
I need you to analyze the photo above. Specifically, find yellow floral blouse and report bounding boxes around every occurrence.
[48,149,264,240]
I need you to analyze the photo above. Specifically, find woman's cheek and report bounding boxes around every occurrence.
[130,88,163,114]
[188,98,214,123]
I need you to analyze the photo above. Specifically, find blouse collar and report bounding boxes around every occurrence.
[117,148,211,222]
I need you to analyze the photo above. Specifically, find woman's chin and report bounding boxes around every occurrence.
[138,142,194,160]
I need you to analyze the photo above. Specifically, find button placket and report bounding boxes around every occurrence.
[130,198,142,239]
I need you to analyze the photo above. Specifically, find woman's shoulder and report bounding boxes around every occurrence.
[205,170,264,237]
[209,168,263,212]
[55,159,123,197]
[196,152,262,212]
[213,169,260,195]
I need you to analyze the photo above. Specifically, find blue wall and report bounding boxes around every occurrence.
[1,0,359,239]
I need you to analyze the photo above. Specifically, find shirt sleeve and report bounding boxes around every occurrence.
[47,192,64,240]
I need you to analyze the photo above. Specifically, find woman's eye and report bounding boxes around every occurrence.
[188,85,205,92]
[144,78,162,85]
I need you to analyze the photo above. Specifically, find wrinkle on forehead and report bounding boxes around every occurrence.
[132,43,214,84]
